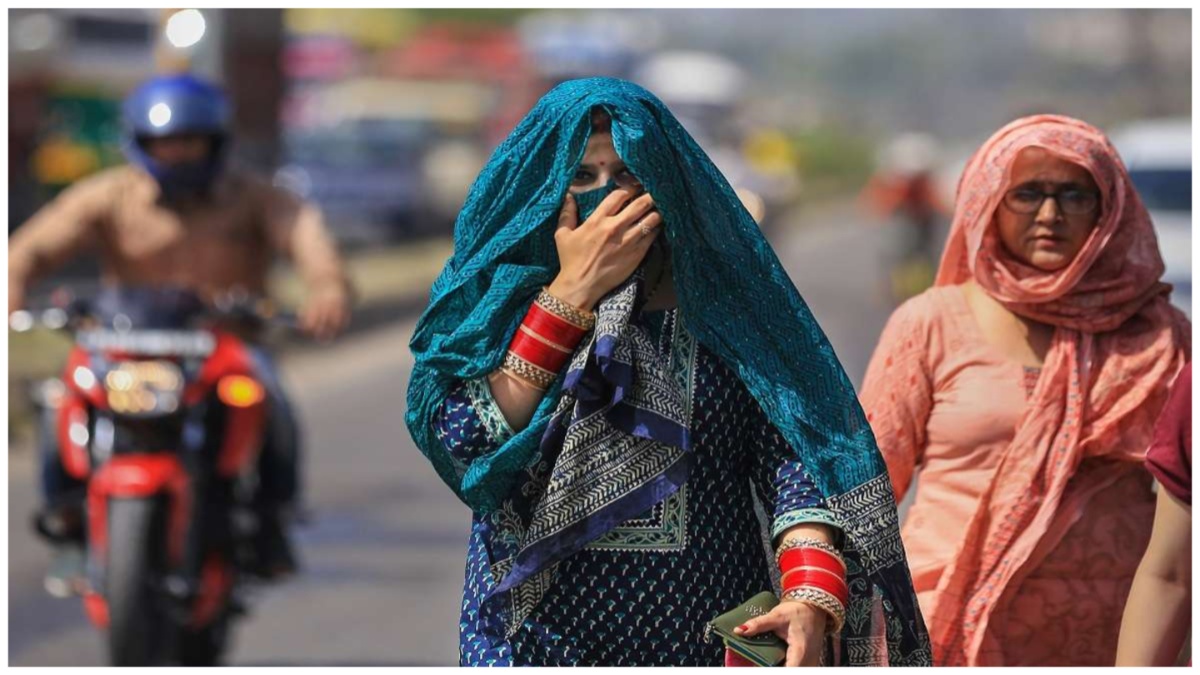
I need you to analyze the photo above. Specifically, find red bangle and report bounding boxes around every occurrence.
[782,566,848,589]
[784,575,849,607]
[782,564,849,586]
[526,304,587,346]
[779,548,846,576]
[784,569,849,603]
[510,329,572,373]
[780,558,849,607]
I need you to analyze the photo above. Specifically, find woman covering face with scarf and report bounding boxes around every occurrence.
[861,114,1190,666]
[406,78,929,666]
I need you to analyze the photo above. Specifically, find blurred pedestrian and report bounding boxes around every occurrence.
[1116,363,1191,666]
[861,114,1190,666]
[9,73,353,586]
[860,132,948,302]
[406,78,929,666]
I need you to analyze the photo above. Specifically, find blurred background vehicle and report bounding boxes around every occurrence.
[274,20,542,244]
[631,50,803,228]
[1110,118,1192,317]
[859,132,948,303]
[13,288,300,666]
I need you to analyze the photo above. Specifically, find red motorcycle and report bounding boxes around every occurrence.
[13,288,295,666]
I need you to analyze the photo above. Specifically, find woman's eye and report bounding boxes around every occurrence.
[1013,189,1042,203]
[572,170,594,183]
[615,168,641,187]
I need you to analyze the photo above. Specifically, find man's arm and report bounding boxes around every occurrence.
[9,175,109,312]
[263,185,353,340]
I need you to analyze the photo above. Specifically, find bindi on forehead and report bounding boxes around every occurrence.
[580,134,623,172]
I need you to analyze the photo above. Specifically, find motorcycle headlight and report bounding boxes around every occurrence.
[103,360,184,417]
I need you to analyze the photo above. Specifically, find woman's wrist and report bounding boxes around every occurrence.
[498,288,594,392]
[779,596,830,629]
[547,275,598,312]
[777,523,836,550]
[776,537,848,636]
[781,588,845,635]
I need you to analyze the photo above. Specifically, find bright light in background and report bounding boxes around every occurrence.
[8,310,33,332]
[165,9,206,48]
[13,13,59,51]
[148,103,173,128]
[73,367,96,391]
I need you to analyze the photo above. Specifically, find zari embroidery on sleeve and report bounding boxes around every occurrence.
[464,377,516,445]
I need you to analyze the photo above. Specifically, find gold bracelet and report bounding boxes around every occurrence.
[775,537,845,568]
[498,367,547,392]
[781,586,846,635]
[502,351,556,390]
[537,288,595,331]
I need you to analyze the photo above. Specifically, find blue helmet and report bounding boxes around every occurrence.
[122,73,231,195]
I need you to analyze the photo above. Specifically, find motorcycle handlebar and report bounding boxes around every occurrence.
[9,295,302,335]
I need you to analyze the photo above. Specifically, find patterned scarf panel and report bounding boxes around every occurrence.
[485,269,697,631]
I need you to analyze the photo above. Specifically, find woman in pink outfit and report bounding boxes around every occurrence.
[860,114,1190,666]
[1116,363,1191,666]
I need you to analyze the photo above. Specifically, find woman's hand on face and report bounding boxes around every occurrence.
[547,188,661,311]
[734,600,827,667]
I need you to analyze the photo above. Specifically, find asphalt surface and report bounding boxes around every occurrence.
[8,202,916,665]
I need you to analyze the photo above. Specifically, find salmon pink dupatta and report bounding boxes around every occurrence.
[929,115,1190,665]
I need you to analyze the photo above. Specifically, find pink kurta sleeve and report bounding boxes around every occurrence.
[1145,362,1191,505]
[861,296,936,502]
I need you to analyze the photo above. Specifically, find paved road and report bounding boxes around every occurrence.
[8,202,915,665]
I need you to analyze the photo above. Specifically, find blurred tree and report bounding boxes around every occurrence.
[791,127,875,198]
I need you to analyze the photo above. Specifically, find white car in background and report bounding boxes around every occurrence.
[1111,118,1192,317]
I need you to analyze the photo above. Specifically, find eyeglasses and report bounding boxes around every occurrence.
[1002,186,1100,216]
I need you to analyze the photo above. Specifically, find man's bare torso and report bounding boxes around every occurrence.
[7,164,317,305]
[94,167,282,298]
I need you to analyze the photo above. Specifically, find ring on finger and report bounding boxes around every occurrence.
[638,220,655,237]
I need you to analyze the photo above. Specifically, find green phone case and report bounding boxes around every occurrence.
[706,591,787,667]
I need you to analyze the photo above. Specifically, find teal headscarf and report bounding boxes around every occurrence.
[407,78,929,664]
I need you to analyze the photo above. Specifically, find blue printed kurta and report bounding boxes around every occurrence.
[433,309,838,666]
